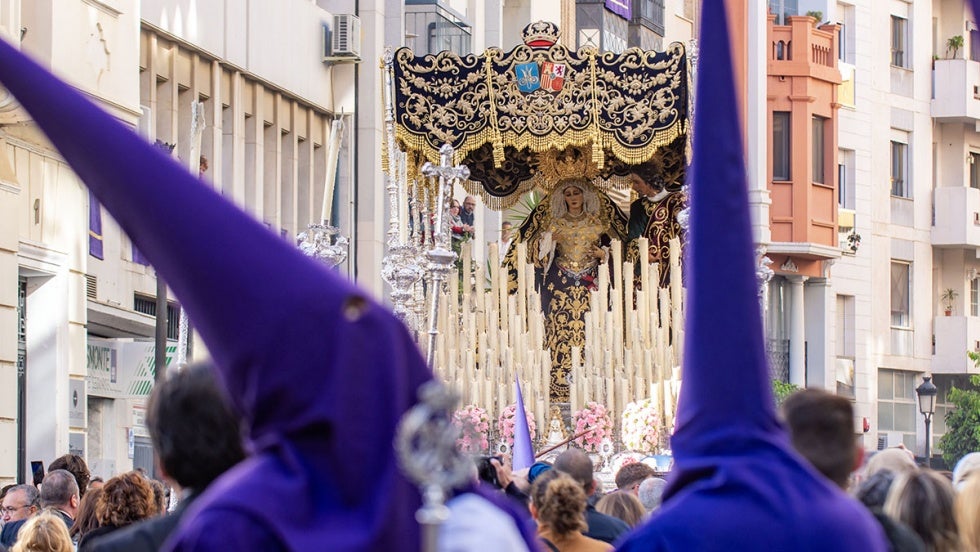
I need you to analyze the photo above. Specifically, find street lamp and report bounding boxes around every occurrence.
[915,376,938,468]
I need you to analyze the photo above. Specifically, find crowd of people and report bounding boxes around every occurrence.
[0,363,244,552]
[457,391,980,552]
[3,0,980,548]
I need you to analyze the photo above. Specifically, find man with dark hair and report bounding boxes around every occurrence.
[48,454,91,499]
[553,448,629,544]
[615,462,655,495]
[88,363,246,552]
[783,389,925,552]
[781,389,861,488]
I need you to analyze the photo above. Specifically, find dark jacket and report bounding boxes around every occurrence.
[84,495,197,552]
[584,503,630,544]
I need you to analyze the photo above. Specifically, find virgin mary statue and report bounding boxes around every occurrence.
[504,178,628,403]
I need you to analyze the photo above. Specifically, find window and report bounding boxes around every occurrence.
[972,277,978,317]
[877,369,919,450]
[773,112,791,181]
[891,262,910,328]
[839,149,855,209]
[971,152,980,189]
[836,295,855,398]
[838,23,846,61]
[837,3,856,65]
[931,375,972,453]
[891,140,908,198]
[891,16,907,68]
[812,116,826,184]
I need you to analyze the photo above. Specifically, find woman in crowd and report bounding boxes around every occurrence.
[77,471,156,551]
[10,511,73,552]
[529,469,611,552]
[68,487,103,545]
[596,491,646,528]
[504,178,627,403]
[884,469,960,552]
[957,474,980,552]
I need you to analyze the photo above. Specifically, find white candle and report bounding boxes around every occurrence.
[321,118,344,222]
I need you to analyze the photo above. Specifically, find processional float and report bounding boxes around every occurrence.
[385,22,692,458]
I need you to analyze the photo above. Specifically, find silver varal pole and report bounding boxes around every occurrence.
[380,47,425,328]
[421,144,468,367]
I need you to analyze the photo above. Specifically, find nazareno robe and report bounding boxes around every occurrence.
[616,2,888,550]
[0,37,436,551]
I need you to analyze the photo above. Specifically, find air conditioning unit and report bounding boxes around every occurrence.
[876,431,905,450]
[323,13,361,63]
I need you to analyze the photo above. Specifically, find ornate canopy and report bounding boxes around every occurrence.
[387,21,689,209]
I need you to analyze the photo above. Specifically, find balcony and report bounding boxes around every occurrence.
[933,59,980,122]
[768,16,841,85]
[933,315,980,374]
[932,187,980,248]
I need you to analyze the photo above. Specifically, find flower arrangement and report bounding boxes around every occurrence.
[571,401,613,453]
[498,403,537,448]
[621,399,661,453]
[454,404,490,454]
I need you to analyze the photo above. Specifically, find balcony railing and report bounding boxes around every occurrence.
[769,18,838,69]
[933,59,980,122]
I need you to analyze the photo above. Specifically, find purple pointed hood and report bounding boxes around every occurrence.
[0,38,431,551]
[616,2,887,550]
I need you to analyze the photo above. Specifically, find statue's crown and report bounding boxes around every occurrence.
[522,21,561,48]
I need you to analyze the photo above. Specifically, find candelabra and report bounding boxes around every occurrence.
[381,47,425,327]
[297,223,349,268]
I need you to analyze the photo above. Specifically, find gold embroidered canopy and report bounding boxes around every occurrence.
[388,21,689,209]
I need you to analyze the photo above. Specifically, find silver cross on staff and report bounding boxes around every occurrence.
[420,144,470,368]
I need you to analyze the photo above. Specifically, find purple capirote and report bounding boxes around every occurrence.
[0,38,433,551]
[616,2,888,551]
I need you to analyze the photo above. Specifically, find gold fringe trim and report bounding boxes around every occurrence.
[484,51,505,169]
[391,121,684,176]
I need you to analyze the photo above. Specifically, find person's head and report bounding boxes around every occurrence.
[10,510,73,552]
[47,454,90,499]
[69,487,102,540]
[2,485,40,523]
[527,462,552,486]
[450,201,461,216]
[953,452,980,491]
[884,470,960,552]
[39,470,79,516]
[956,474,980,552]
[462,196,476,214]
[638,477,668,512]
[501,221,513,242]
[854,469,896,510]
[781,389,860,488]
[88,477,104,492]
[865,447,918,479]
[615,462,655,495]
[550,179,598,218]
[149,478,167,515]
[96,471,156,528]
[146,363,245,491]
[554,448,595,495]
[529,469,587,537]
[628,172,659,198]
[596,491,646,527]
